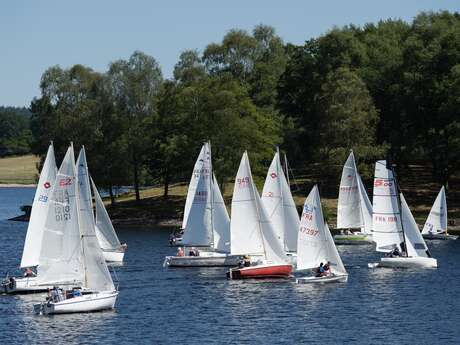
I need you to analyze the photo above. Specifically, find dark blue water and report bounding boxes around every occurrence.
[1,187,459,344]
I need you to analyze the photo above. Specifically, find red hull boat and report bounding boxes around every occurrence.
[226,263,292,279]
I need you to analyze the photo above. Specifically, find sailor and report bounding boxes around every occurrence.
[323,261,331,275]
[243,255,251,267]
[189,248,196,256]
[177,247,185,257]
[316,262,325,277]
[23,267,36,278]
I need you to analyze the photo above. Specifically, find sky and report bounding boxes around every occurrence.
[1,0,458,107]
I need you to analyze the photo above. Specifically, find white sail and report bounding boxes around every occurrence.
[230,152,287,264]
[36,146,85,286]
[211,174,230,252]
[400,193,430,258]
[422,186,447,235]
[76,147,115,291]
[297,185,346,275]
[356,173,373,234]
[182,143,210,229]
[372,160,404,252]
[337,151,372,234]
[261,150,299,252]
[181,142,212,246]
[91,178,122,250]
[20,143,57,268]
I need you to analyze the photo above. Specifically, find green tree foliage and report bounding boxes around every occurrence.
[317,67,385,178]
[0,107,32,156]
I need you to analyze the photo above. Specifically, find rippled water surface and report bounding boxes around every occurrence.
[1,187,460,344]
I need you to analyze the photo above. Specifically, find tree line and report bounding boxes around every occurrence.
[26,11,460,201]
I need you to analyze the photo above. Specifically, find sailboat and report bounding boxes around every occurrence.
[164,142,242,267]
[91,178,127,261]
[2,143,58,293]
[421,186,457,240]
[296,185,348,283]
[334,151,373,244]
[369,160,437,269]
[226,152,292,279]
[34,144,118,314]
[261,148,300,263]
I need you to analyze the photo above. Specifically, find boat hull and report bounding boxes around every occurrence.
[227,264,292,279]
[296,274,348,284]
[2,276,78,294]
[422,233,458,241]
[164,254,242,267]
[333,234,373,245]
[373,256,438,269]
[102,249,125,263]
[34,291,118,315]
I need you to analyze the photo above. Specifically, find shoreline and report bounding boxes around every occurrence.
[0,183,36,188]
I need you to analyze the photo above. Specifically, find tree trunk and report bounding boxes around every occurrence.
[109,183,116,205]
[133,152,141,202]
[163,167,169,198]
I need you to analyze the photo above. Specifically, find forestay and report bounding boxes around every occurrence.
[231,152,287,264]
[21,143,57,268]
[76,147,115,291]
[297,185,346,275]
[211,174,230,252]
[400,194,430,258]
[261,150,299,252]
[337,151,372,233]
[36,146,84,286]
[91,178,121,250]
[182,143,210,229]
[181,143,213,246]
[372,160,404,252]
[422,187,447,235]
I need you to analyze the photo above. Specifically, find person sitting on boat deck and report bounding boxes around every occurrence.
[323,261,331,275]
[73,288,81,297]
[315,262,325,277]
[177,247,184,257]
[386,247,401,257]
[243,255,251,267]
[189,248,199,256]
[50,286,64,302]
[23,267,36,278]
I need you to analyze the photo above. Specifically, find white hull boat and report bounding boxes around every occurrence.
[34,291,118,315]
[422,233,458,241]
[3,276,53,294]
[296,273,348,284]
[369,256,438,269]
[164,253,242,267]
[102,249,125,263]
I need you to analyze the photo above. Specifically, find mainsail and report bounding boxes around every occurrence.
[182,143,210,230]
[230,152,287,264]
[297,185,346,275]
[76,146,115,291]
[261,149,299,252]
[372,160,404,253]
[21,143,57,268]
[181,142,213,246]
[36,146,84,286]
[337,151,372,233]
[422,186,447,235]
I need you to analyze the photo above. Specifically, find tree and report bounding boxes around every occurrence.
[317,67,385,178]
[107,51,163,201]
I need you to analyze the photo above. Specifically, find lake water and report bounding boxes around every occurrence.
[1,187,459,344]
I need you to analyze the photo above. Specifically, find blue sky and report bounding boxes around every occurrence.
[1,0,458,107]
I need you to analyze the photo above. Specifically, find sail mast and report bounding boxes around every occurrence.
[248,152,267,259]
[387,159,408,257]
[72,143,88,287]
[352,151,366,231]
[277,147,287,252]
[208,141,215,248]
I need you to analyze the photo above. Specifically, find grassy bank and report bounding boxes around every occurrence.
[0,155,39,185]
[106,163,460,230]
